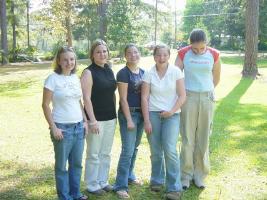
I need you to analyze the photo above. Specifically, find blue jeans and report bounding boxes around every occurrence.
[113,111,144,191]
[147,112,182,192]
[51,121,85,200]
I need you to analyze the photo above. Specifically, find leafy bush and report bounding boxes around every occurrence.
[76,50,88,59]
[109,50,120,58]
[139,46,152,56]
[41,52,54,61]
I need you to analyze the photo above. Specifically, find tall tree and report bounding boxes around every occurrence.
[242,0,259,78]
[97,0,111,40]
[11,0,16,60]
[107,0,142,56]
[1,0,8,65]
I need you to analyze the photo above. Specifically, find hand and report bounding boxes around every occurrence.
[52,127,64,140]
[144,121,152,134]
[83,121,89,137]
[127,120,135,131]
[160,111,174,118]
[89,121,99,134]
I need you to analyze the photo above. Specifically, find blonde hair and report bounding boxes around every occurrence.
[89,39,109,62]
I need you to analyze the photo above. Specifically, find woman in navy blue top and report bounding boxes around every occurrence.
[113,44,144,199]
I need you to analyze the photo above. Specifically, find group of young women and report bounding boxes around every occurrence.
[42,29,221,200]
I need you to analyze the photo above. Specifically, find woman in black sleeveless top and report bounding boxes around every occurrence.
[81,39,116,195]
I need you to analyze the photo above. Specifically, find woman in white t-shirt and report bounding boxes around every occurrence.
[141,44,186,200]
[42,47,88,200]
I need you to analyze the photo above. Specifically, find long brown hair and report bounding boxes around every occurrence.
[53,46,77,74]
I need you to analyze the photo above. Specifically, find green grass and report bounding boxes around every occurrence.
[0,54,267,200]
[221,56,267,68]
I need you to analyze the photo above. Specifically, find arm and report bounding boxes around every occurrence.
[80,69,99,134]
[118,82,135,130]
[174,55,184,71]
[160,78,186,118]
[80,100,88,136]
[141,82,152,134]
[212,59,221,87]
[42,88,63,140]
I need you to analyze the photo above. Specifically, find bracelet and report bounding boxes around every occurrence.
[89,120,98,126]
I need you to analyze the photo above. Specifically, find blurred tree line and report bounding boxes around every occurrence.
[181,0,267,51]
[0,0,177,63]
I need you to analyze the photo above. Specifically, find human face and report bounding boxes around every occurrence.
[154,47,170,66]
[191,41,207,55]
[93,44,108,66]
[125,46,140,66]
[58,52,76,75]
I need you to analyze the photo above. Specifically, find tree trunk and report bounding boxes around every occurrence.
[0,0,8,65]
[242,0,259,78]
[154,0,158,45]
[11,0,16,61]
[65,0,72,47]
[98,0,108,40]
[27,0,30,47]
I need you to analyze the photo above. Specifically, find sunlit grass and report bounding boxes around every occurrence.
[0,53,267,199]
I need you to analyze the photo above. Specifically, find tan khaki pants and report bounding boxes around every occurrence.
[180,90,215,183]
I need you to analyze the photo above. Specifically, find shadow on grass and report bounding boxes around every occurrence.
[0,159,204,200]
[0,160,56,200]
[210,78,267,175]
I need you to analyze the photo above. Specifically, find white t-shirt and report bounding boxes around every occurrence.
[143,64,184,113]
[44,72,83,123]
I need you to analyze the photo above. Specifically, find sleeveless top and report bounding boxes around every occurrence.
[85,62,117,121]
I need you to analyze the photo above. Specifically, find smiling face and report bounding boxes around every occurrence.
[125,46,140,66]
[58,51,76,75]
[92,44,108,66]
[154,47,170,66]
[191,41,207,55]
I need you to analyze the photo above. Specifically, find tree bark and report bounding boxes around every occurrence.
[0,0,8,65]
[65,0,72,47]
[27,0,30,48]
[242,0,259,78]
[154,0,158,45]
[11,0,16,61]
[98,0,108,40]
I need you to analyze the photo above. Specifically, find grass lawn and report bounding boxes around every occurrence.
[0,52,267,200]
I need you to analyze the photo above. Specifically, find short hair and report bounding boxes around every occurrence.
[124,43,139,56]
[53,46,77,74]
[89,39,109,62]
[153,44,170,56]
[189,29,207,44]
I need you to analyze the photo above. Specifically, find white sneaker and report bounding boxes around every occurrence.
[116,190,130,199]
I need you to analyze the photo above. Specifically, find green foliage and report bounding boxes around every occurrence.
[160,31,173,47]
[181,0,264,50]
[75,49,88,59]
[107,0,141,57]
[8,46,38,62]
[109,50,120,58]
[138,46,151,56]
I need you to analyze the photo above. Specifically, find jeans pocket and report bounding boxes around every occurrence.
[55,123,73,140]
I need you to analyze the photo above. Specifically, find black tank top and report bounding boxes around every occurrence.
[85,62,117,121]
